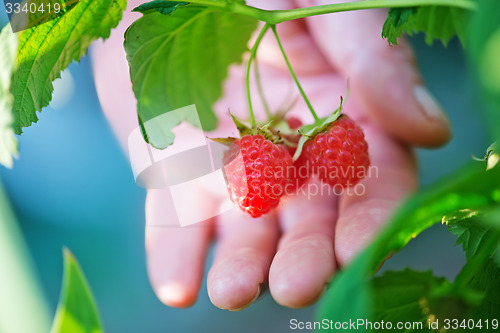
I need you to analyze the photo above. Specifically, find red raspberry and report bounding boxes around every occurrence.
[223,135,295,218]
[299,115,370,188]
[286,116,303,130]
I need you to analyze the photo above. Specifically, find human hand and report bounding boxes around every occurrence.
[92,0,450,310]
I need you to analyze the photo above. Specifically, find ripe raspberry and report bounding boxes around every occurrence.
[223,135,295,218]
[286,116,303,130]
[299,114,370,188]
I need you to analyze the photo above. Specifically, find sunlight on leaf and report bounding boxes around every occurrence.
[9,0,127,134]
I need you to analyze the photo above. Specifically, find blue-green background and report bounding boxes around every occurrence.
[0,8,488,333]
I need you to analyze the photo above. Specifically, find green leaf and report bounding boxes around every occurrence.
[132,0,189,15]
[372,269,445,328]
[50,249,103,333]
[382,6,470,46]
[468,0,500,141]
[466,259,500,321]
[0,26,18,168]
[124,6,257,149]
[317,162,500,325]
[457,230,500,322]
[372,269,481,331]
[480,208,500,267]
[9,0,127,134]
[446,208,500,326]
[446,212,490,260]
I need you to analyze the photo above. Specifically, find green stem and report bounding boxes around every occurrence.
[253,57,272,120]
[186,0,477,24]
[246,23,270,128]
[271,25,319,123]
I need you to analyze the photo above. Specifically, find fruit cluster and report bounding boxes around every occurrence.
[222,114,370,218]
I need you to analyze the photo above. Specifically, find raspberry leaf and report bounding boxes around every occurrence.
[317,163,500,324]
[0,26,18,168]
[124,5,257,149]
[464,258,500,321]
[292,98,343,161]
[445,211,492,260]
[8,0,127,134]
[382,6,470,46]
[451,210,500,321]
[372,269,481,327]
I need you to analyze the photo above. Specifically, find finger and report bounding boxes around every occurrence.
[334,124,418,266]
[207,208,279,311]
[268,183,337,308]
[145,189,213,307]
[297,0,451,147]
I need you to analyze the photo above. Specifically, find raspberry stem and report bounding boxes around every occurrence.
[246,23,271,128]
[271,25,320,123]
[186,0,476,25]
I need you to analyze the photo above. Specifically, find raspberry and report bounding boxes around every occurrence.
[223,135,295,218]
[286,116,303,130]
[299,114,370,188]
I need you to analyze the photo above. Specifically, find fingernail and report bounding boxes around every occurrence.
[229,285,261,312]
[413,85,448,122]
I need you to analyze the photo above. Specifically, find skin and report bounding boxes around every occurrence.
[91,0,451,310]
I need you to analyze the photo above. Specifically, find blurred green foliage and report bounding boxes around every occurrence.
[0,180,50,333]
[50,249,103,333]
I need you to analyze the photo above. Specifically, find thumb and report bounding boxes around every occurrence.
[297,0,451,147]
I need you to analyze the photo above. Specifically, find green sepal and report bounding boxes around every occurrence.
[206,136,238,146]
[228,112,284,144]
[229,110,252,137]
[258,120,284,144]
[292,97,344,161]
